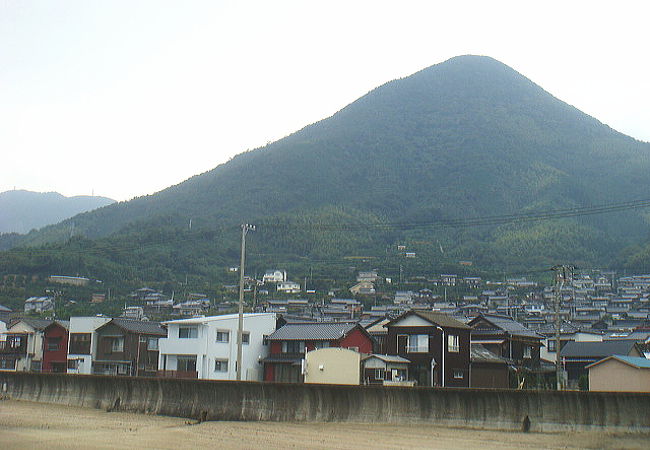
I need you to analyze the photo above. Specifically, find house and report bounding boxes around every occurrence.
[356,271,379,283]
[361,354,412,386]
[468,314,543,371]
[24,296,54,313]
[349,281,375,296]
[470,344,509,389]
[66,316,112,375]
[158,313,280,381]
[385,310,471,387]
[42,321,69,373]
[0,318,53,371]
[263,270,287,284]
[537,321,603,364]
[263,322,374,383]
[93,318,166,376]
[172,299,211,316]
[277,281,301,294]
[363,317,390,353]
[560,340,643,386]
[304,347,361,385]
[587,355,650,392]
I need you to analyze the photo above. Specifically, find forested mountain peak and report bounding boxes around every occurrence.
[7,55,650,276]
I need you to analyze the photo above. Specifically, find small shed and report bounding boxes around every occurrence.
[362,354,411,385]
[304,348,361,385]
[586,355,650,392]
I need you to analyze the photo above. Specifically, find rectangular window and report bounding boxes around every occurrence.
[216,330,230,343]
[447,334,460,353]
[547,340,557,352]
[453,370,464,379]
[407,335,429,353]
[47,337,61,352]
[242,332,250,345]
[147,338,159,351]
[67,359,79,370]
[179,327,198,339]
[282,341,305,353]
[69,333,91,355]
[111,337,124,353]
[375,368,385,380]
[524,345,532,359]
[177,355,197,372]
[0,359,16,370]
[214,359,229,372]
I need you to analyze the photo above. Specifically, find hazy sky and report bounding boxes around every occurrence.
[1,1,649,201]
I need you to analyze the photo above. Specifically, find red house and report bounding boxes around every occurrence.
[262,322,374,383]
[42,321,69,373]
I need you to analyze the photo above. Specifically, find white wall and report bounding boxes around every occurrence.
[67,316,111,374]
[159,313,277,381]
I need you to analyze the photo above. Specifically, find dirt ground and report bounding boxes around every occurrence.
[0,399,648,449]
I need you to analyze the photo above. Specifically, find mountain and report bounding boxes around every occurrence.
[0,190,115,234]
[4,55,650,281]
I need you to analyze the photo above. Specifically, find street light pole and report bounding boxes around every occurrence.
[236,223,255,381]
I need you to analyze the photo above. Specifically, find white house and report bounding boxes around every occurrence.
[277,281,301,294]
[158,313,279,381]
[263,270,287,284]
[24,296,54,313]
[66,316,112,375]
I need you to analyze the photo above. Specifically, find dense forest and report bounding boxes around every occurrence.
[2,55,650,290]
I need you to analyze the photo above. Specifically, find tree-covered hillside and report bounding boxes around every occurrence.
[3,55,650,282]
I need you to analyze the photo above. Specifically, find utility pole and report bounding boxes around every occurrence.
[552,264,574,391]
[236,223,255,381]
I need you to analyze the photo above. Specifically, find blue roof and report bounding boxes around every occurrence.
[586,355,650,370]
[611,355,650,369]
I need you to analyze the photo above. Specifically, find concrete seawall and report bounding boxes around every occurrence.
[2,372,649,433]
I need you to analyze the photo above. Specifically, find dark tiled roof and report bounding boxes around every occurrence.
[560,340,639,358]
[10,317,53,331]
[267,322,358,341]
[471,314,541,338]
[108,318,166,336]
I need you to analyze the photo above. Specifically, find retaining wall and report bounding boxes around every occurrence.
[2,372,649,433]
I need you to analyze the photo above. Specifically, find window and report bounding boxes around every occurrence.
[179,327,198,339]
[214,359,229,372]
[282,341,305,353]
[111,337,124,353]
[407,334,429,353]
[547,340,557,352]
[375,368,385,380]
[523,345,532,359]
[67,359,79,370]
[147,338,159,351]
[216,330,230,343]
[177,355,197,372]
[69,333,91,355]
[47,337,61,352]
[0,359,16,370]
[241,332,250,345]
[453,370,464,379]
[447,334,460,353]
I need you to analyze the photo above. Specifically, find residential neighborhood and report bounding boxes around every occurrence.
[1,268,650,392]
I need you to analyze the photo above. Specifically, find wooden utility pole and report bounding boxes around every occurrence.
[236,223,255,381]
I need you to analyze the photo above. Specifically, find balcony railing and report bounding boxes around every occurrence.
[0,340,27,355]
